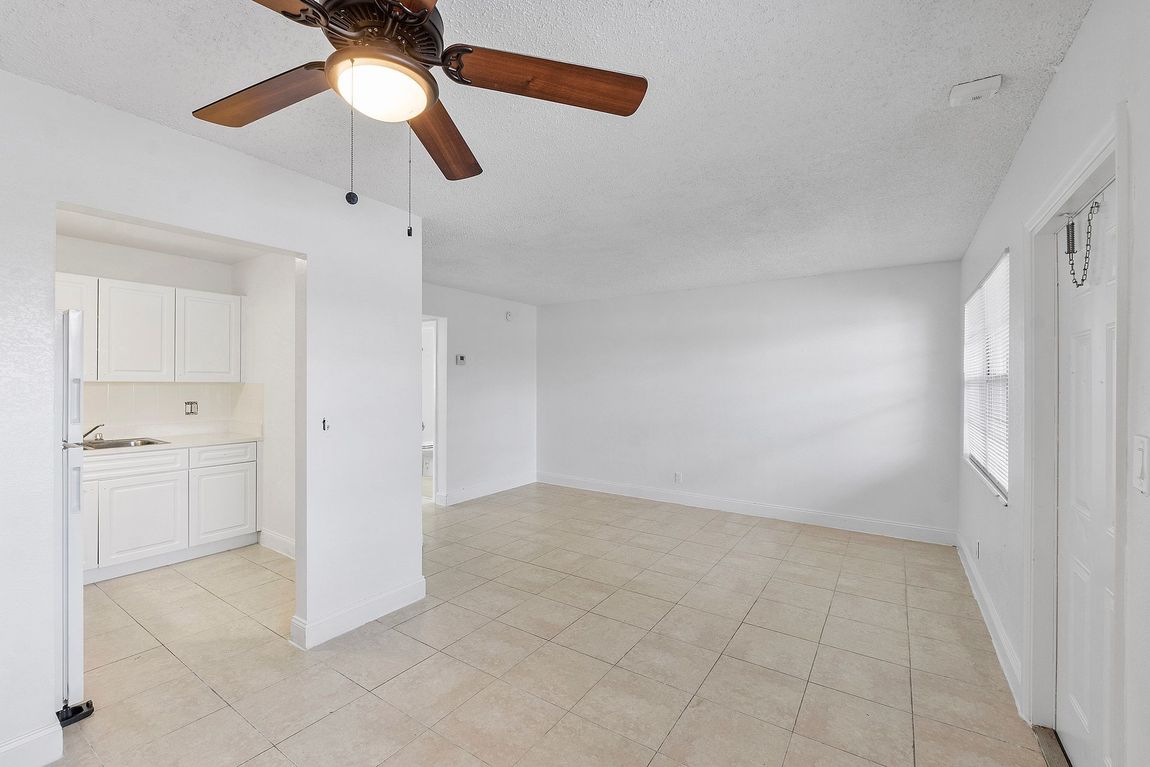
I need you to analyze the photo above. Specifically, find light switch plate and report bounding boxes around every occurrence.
[1133,435,1149,496]
[455,355,466,365]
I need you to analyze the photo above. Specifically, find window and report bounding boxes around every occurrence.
[964,254,1010,498]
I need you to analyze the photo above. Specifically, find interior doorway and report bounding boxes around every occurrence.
[421,318,439,503]
[1025,131,1127,766]
[1053,171,1119,767]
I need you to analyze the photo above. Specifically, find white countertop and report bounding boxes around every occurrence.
[83,432,260,456]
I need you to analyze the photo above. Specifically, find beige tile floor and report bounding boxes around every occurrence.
[56,484,1046,767]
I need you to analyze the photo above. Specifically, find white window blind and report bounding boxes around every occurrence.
[964,255,1010,497]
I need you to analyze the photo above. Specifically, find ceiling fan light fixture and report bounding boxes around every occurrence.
[326,48,439,123]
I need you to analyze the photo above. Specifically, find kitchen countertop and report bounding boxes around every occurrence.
[83,432,260,456]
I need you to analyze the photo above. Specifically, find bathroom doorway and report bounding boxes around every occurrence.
[421,318,439,502]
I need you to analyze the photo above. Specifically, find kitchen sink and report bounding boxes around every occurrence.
[83,438,169,450]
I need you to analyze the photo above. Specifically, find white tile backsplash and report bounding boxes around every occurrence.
[82,382,263,439]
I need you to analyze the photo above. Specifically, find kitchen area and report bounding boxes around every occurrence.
[53,209,303,727]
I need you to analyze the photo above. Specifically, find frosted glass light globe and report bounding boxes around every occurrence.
[326,49,438,123]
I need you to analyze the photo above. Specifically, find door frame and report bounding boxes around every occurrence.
[1020,104,1131,762]
[422,314,448,506]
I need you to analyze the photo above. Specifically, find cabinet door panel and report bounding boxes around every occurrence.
[55,272,99,381]
[82,480,99,570]
[98,471,189,566]
[98,279,175,381]
[189,462,256,546]
[176,289,241,382]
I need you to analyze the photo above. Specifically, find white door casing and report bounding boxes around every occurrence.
[1055,183,1118,767]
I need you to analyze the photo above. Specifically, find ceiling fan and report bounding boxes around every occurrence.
[193,0,649,180]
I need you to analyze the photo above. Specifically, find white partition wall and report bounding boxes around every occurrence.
[0,69,422,764]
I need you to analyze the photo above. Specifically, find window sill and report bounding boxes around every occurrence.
[966,457,1008,507]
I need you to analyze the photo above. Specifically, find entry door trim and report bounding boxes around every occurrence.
[1019,104,1130,767]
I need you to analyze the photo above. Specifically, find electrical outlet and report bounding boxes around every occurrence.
[673,472,682,484]
[184,401,198,416]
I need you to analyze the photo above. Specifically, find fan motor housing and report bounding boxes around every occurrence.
[318,0,444,63]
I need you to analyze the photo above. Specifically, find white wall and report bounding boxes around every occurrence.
[0,70,422,765]
[957,0,1150,760]
[423,284,538,505]
[234,253,299,557]
[56,236,235,293]
[538,262,962,542]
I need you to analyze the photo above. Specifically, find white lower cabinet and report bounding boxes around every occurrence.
[84,442,257,578]
[98,470,190,567]
[81,481,99,571]
[189,462,256,546]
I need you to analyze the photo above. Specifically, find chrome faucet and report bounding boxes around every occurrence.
[82,424,105,440]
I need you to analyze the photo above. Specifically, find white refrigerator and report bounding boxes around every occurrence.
[57,309,94,726]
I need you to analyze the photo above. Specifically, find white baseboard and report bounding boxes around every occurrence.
[84,533,258,584]
[957,537,1026,717]
[258,529,295,559]
[0,722,61,767]
[537,472,957,545]
[291,576,426,649]
[444,473,537,506]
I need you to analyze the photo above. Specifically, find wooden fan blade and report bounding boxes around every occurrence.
[194,63,329,127]
[442,45,648,116]
[250,0,314,16]
[409,101,482,180]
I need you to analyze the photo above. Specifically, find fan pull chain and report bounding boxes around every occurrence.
[346,62,359,205]
[407,126,413,237]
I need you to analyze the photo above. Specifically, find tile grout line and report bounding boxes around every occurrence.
[80,496,976,767]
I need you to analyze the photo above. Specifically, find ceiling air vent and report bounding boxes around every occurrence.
[949,75,1003,107]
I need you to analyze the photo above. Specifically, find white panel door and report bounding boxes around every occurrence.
[189,462,256,546]
[81,480,99,570]
[1056,184,1118,767]
[98,470,189,566]
[98,279,176,381]
[55,272,99,381]
[176,289,241,382]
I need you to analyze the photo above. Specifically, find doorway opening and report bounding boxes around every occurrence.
[1024,120,1128,767]
[52,204,309,719]
[421,317,444,504]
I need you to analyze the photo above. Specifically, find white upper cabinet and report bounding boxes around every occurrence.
[176,289,241,382]
[55,272,99,381]
[64,275,242,383]
[98,279,176,382]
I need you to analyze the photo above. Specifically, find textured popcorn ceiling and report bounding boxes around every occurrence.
[0,0,1090,304]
